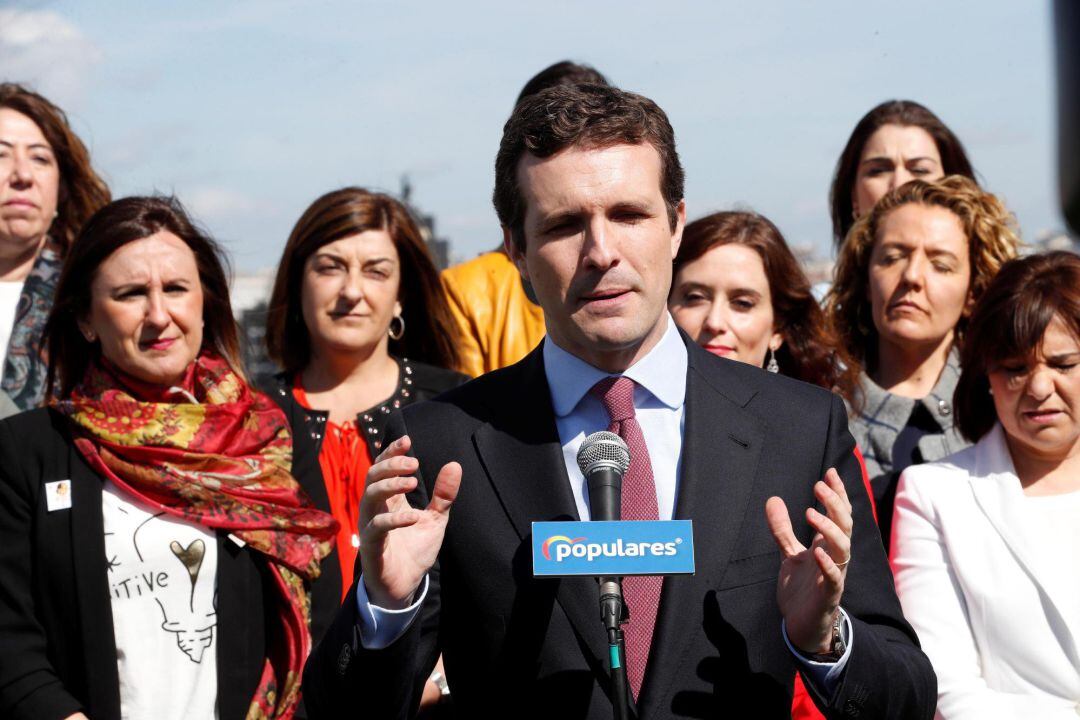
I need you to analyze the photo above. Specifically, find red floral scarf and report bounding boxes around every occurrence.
[52,352,338,719]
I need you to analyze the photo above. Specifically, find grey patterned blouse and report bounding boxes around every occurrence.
[846,352,970,551]
[0,243,62,418]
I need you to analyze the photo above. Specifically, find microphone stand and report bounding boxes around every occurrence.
[598,576,631,720]
[577,432,634,719]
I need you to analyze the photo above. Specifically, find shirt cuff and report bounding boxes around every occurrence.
[782,607,853,693]
[354,574,429,650]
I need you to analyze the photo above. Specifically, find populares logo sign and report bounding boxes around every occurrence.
[541,534,683,562]
[532,519,696,577]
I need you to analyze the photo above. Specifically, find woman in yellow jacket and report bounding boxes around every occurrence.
[441,248,545,377]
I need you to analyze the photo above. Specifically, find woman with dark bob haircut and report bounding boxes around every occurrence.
[830,100,976,250]
[0,83,110,415]
[0,196,336,720]
[264,188,465,707]
[891,251,1080,717]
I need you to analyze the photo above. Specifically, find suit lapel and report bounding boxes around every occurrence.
[969,426,1080,656]
[471,346,611,680]
[472,347,580,534]
[642,343,766,712]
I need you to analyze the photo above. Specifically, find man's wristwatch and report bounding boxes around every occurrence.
[429,670,451,697]
[808,610,847,662]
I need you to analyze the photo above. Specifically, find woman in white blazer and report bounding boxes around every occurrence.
[891,251,1080,719]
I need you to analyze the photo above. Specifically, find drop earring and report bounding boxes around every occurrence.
[766,347,779,374]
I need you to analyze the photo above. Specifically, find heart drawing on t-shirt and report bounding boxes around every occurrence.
[170,539,206,588]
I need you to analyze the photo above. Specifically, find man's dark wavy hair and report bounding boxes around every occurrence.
[494,83,684,251]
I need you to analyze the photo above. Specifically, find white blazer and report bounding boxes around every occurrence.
[891,423,1080,719]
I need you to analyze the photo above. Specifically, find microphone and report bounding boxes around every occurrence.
[576,431,630,523]
[576,430,633,719]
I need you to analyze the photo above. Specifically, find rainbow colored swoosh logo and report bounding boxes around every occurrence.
[541,535,585,561]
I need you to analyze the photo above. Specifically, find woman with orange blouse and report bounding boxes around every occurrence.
[266,186,465,604]
[264,188,466,711]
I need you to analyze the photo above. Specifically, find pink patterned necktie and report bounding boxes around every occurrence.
[590,375,662,701]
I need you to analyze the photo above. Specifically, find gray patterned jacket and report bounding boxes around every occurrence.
[847,353,970,547]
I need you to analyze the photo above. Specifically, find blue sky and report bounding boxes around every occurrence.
[0,1,1062,272]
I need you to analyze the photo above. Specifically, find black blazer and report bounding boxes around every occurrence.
[0,408,281,720]
[266,359,468,648]
[302,340,937,719]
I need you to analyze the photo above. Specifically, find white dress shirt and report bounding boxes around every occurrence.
[545,315,686,522]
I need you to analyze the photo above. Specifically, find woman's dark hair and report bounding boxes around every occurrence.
[266,187,461,374]
[0,83,111,251]
[829,100,976,250]
[44,196,242,398]
[955,251,1080,442]
[672,211,858,401]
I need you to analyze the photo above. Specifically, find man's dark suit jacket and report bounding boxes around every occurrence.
[303,339,937,719]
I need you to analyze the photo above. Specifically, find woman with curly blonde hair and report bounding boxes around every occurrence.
[824,175,1020,549]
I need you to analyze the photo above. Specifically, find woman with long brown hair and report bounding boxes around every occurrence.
[829,100,976,251]
[0,196,336,720]
[265,188,466,712]
[264,187,465,637]
[669,210,857,396]
[669,210,862,720]
[0,83,110,414]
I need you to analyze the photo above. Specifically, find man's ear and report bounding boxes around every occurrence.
[670,199,687,259]
[502,227,530,283]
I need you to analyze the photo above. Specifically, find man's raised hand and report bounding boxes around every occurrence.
[765,468,853,655]
[358,435,461,609]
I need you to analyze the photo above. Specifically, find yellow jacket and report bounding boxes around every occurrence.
[441,251,545,378]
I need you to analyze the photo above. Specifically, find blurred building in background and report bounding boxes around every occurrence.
[230,269,276,386]
[402,176,451,270]
[1031,228,1080,253]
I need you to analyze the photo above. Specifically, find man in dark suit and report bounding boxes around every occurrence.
[302,84,937,719]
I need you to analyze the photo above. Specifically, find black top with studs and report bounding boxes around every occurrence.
[264,358,468,648]
[270,357,468,459]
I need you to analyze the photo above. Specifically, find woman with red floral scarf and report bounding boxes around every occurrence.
[0,196,337,720]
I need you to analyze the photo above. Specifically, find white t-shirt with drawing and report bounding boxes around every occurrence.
[102,480,219,720]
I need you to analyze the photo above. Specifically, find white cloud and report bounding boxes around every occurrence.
[183,186,266,223]
[0,9,102,104]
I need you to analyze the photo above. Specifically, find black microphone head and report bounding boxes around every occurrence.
[576,431,630,477]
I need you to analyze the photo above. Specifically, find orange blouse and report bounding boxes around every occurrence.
[293,383,372,598]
